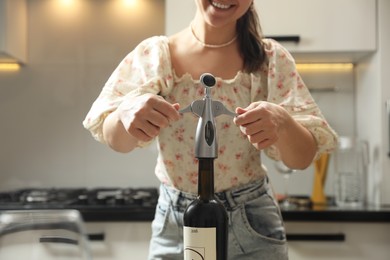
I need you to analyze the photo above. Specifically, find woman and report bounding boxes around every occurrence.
[83,0,338,259]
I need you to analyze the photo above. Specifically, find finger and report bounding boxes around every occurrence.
[254,135,278,150]
[239,119,263,135]
[146,109,171,129]
[127,112,161,138]
[129,127,156,142]
[233,107,247,125]
[235,107,246,115]
[153,99,181,121]
[172,103,180,111]
[240,102,259,111]
[249,130,278,147]
[242,116,278,136]
[247,130,267,144]
[234,106,263,126]
[171,103,182,119]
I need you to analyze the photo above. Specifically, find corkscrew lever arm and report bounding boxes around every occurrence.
[179,100,237,118]
[179,73,236,159]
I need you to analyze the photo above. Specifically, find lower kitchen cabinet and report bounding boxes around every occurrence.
[85,222,152,260]
[285,222,390,260]
[84,221,390,259]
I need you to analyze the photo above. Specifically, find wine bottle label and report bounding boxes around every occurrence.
[183,226,216,260]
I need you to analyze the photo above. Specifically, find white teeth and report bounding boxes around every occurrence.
[211,1,231,9]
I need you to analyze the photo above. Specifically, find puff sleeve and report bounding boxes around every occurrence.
[82,36,173,144]
[259,39,338,160]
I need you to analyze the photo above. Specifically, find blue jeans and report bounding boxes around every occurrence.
[148,177,288,260]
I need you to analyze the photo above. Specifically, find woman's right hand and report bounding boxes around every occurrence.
[117,93,181,142]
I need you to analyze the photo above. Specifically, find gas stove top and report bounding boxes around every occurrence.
[0,187,159,220]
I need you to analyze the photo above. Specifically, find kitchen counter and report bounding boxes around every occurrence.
[1,187,389,223]
[76,205,390,222]
[281,205,390,222]
[0,205,157,222]
[4,204,389,222]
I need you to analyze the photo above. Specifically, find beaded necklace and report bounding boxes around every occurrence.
[190,23,237,48]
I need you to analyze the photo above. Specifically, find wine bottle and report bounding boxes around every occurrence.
[183,158,228,260]
[180,73,234,260]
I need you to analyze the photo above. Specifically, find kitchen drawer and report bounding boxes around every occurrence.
[85,222,151,260]
[85,221,390,259]
[285,221,390,260]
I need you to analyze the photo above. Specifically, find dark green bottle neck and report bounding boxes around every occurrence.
[198,158,215,201]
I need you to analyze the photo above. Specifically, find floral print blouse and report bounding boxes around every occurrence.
[83,36,338,194]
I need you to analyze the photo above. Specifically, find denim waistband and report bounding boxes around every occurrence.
[160,177,270,211]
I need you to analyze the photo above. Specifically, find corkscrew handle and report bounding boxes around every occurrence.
[179,100,237,118]
[179,73,237,117]
[179,73,236,158]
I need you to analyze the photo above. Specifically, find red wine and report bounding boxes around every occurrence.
[183,158,228,260]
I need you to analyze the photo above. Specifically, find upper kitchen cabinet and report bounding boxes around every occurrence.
[166,0,377,62]
[255,0,377,62]
[0,0,27,63]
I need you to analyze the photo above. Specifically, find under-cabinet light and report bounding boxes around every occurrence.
[0,63,21,71]
[296,63,354,71]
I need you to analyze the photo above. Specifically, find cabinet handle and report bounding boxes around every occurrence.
[39,233,106,244]
[87,232,105,241]
[286,233,345,241]
[39,236,79,245]
[265,35,300,43]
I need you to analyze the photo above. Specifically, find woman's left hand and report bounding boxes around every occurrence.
[233,101,289,150]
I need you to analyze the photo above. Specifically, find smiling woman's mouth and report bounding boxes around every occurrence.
[211,1,232,10]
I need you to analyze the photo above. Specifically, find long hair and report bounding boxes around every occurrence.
[236,3,266,73]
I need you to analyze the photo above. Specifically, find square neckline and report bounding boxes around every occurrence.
[162,36,247,85]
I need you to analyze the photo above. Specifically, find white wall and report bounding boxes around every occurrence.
[356,0,390,205]
[165,0,195,36]
[0,0,164,191]
[380,0,390,204]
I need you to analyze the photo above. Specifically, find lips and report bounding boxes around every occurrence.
[211,1,232,10]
